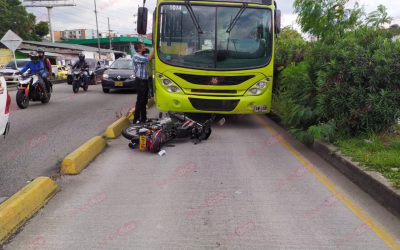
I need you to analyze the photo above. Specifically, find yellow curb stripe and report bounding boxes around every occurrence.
[146,97,155,109]
[105,117,131,139]
[61,136,107,174]
[254,115,400,250]
[127,108,135,121]
[0,177,60,244]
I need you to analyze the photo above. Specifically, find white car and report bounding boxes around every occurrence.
[0,59,30,85]
[0,75,11,138]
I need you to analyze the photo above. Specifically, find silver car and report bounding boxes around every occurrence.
[0,59,30,85]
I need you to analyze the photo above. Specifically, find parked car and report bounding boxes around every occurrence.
[55,65,68,79]
[67,59,106,85]
[101,59,136,93]
[0,59,30,85]
[0,75,11,138]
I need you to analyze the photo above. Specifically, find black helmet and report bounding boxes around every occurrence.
[29,51,39,63]
[36,48,45,58]
[78,53,85,61]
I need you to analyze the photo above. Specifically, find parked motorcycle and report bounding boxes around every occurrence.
[122,111,225,153]
[71,68,88,93]
[16,73,51,109]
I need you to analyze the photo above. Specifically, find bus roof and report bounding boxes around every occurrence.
[187,0,272,5]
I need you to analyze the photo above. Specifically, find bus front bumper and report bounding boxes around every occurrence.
[155,87,271,114]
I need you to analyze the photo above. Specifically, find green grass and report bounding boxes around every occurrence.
[335,132,400,189]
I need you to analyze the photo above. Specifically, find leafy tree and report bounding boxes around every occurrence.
[0,0,49,41]
[293,0,365,41]
[366,4,392,28]
[35,21,50,38]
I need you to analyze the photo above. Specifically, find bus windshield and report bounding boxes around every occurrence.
[158,4,273,70]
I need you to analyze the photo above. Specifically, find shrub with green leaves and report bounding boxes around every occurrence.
[276,25,400,142]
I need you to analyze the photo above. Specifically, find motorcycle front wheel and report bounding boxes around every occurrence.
[72,81,79,93]
[16,89,29,109]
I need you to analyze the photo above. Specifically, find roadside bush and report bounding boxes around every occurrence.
[275,26,400,143]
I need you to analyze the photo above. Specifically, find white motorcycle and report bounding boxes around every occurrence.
[16,73,51,109]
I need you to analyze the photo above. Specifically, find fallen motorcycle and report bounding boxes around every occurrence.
[122,111,225,153]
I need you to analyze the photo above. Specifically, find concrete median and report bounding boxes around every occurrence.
[61,136,107,174]
[0,177,60,245]
[105,117,131,139]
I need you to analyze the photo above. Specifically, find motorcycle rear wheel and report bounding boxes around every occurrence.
[16,89,29,109]
[122,124,143,140]
[41,91,51,103]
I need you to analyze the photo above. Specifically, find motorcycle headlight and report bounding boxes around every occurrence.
[162,79,172,86]
[89,71,93,75]
[167,86,180,93]
[103,74,108,80]
[248,88,261,95]
[130,75,135,79]
[256,81,267,89]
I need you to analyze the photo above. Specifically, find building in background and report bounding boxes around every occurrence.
[54,29,99,41]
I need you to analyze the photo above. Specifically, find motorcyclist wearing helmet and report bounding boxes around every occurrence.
[18,51,48,98]
[36,48,53,92]
[72,53,89,86]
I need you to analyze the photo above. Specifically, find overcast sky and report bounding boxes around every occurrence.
[25,0,400,38]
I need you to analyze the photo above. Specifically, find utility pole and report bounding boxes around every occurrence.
[93,0,101,59]
[108,17,112,49]
[24,1,75,43]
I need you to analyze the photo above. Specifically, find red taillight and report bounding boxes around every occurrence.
[5,92,11,115]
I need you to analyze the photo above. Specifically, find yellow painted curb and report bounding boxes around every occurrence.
[146,97,155,109]
[105,117,131,139]
[61,136,107,174]
[0,177,60,244]
[127,108,135,121]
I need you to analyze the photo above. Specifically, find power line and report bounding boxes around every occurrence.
[26,8,134,33]
[52,8,132,30]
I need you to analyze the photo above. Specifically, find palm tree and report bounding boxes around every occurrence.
[366,4,392,28]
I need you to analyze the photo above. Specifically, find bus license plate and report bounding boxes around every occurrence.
[139,136,146,150]
[254,105,267,112]
[115,82,123,86]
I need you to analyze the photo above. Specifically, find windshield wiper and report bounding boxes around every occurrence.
[226,3,248,33]
[185,1,203,34]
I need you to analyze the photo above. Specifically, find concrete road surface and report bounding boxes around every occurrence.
[2,108,400,250]
[0,82,137,198]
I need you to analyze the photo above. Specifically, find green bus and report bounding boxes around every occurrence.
[139,0,281,114]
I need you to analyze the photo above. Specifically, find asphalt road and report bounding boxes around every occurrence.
[0,82,137,198]
[2,108,400,249]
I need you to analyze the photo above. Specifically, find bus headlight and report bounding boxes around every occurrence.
[167,86,180,93]
[158,74,164,79]
[248,88,261,95]
[162,79,172,86]
[256,81,267,89]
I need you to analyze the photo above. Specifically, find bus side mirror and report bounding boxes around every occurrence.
[137,7,148,35]
[275,9,281,34]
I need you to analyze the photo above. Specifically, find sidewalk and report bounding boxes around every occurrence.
[3,109,399,250]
